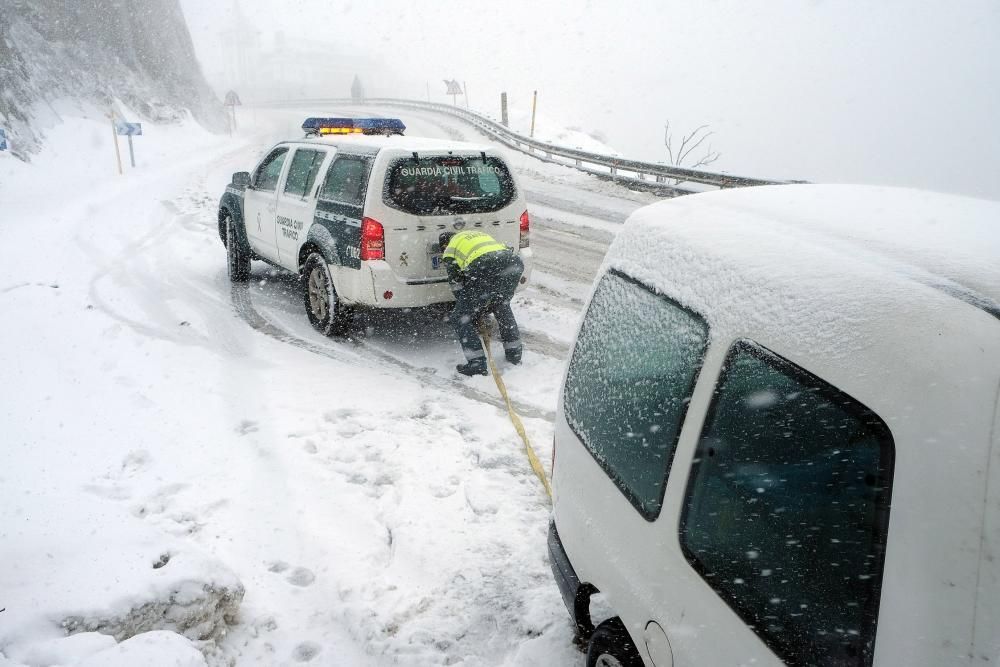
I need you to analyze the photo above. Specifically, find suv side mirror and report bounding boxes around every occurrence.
[232,171,251,188]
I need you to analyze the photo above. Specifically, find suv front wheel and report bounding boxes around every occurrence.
[302,252,351,336]
[587,618,644,667]
[225,214,251,283]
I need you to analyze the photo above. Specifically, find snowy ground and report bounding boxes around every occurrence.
[0,102,660,665]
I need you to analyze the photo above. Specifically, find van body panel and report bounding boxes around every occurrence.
[974,382,1000,664]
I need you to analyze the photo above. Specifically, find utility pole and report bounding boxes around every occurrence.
[500,92,509,127]
[530,90,538,138]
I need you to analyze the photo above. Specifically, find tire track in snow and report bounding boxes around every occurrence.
[227,281,556,422]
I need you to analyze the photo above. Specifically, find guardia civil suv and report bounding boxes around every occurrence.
[218,117,533,335]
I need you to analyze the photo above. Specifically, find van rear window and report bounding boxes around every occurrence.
[563,271,709,520]
[384,156,516,215]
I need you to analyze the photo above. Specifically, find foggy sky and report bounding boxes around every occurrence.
[180,0,1000,200]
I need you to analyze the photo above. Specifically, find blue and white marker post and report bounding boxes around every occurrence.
[115,120,143,168]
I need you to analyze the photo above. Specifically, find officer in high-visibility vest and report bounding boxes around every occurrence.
[439,230,524,376]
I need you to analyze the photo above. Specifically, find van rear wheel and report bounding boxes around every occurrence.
[302,252,350,336]
[586,618,644,667]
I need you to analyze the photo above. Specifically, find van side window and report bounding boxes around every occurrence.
[563,271,708,520]
[319,156,369,205]
[283,149,325,198]
[252,147,288,191]
[680,341,894,667]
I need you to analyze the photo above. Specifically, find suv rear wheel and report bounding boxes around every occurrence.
[225,214,251,283]
[587,618,644,667]
[302,252,351,336]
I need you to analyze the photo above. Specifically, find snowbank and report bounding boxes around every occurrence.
[0,481,243,663]
[0,104,246,667]
[3,630,208,667]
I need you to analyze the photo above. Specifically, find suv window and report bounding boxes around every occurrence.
[563,271,709,520]
[319,156,369,205]
[253,147,288,191]
[384,156,516,215]
[283,149,325,198]
[680,341,894,667]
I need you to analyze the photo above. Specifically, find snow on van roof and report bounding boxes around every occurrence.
[608,184,1000,364]
[296,133,496,154]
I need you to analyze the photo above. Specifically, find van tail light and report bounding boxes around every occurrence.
[360,217,385,261]
[519,210,530,249]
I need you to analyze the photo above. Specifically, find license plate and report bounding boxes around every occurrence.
[431,254,443,269]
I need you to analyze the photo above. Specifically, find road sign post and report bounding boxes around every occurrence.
[114,120,142,169]
[224,91,242,135]
[444,79,463,106]
[500,93,509,127]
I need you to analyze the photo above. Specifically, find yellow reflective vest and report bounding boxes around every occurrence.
[442,231,508,271]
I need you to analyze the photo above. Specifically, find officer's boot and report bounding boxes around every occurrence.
[456,357,488,376]
[505,346,522,365]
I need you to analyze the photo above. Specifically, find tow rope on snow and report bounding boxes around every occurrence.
[479,325,553,499]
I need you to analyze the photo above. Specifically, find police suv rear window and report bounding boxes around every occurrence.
[384,156,515,215]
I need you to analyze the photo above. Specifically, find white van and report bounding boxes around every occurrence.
[547,185,1000,666]
[218,118,532,334]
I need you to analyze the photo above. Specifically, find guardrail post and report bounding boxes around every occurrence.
[656,175,666,184]
[575,159,582,168]
[611,160,618,181]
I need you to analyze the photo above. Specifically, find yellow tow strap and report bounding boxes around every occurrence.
[479,325,553,499]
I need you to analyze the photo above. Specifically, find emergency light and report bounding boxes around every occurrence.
[302,117,406,136]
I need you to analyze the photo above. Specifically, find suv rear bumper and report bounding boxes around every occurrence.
[335,252,533,309]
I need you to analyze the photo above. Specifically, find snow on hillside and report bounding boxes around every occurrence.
[0,0,225,160]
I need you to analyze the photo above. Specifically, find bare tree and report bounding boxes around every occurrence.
[664,121,721,170]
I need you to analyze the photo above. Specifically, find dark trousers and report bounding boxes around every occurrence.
[451,251,524,361]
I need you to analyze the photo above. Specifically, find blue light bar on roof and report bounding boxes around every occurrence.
[302,117,405,136]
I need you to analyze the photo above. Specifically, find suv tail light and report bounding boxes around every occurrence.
[360,217,385,261]
[519,210,530,249]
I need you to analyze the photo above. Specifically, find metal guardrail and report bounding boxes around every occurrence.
[265,96,797,190]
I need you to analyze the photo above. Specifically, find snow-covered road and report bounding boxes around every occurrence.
[0,103,660,665]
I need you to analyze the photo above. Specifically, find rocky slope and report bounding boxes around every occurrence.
[0,0,225,159]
